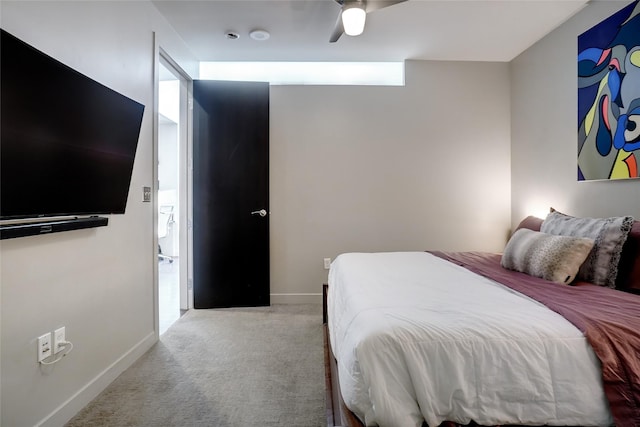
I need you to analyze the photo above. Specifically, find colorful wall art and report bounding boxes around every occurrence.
[578,0,640,181]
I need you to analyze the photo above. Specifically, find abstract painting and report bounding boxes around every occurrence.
[578,0,640,181]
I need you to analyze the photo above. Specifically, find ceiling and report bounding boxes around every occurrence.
[152,0,589,63]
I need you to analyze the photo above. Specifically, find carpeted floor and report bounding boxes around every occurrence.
[66,304,325,427]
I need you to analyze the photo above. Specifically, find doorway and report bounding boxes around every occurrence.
[157,53,191,334]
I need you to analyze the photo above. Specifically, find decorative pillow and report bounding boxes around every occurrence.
[540,209,634,288]
[501,228,595,284]
[615,220,640,290]
[513,215,543,234]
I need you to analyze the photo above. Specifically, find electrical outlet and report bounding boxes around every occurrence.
[324,258,331,270]
[53,327,66,354]
[37,333,52,362]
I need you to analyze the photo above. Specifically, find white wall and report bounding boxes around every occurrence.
[511,1,640,226]
[159,122,180,256]
[270,60,512,302]
[159,123,180,192]
[0,2,196,426]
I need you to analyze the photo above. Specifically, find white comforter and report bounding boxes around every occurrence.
[327,252,613,427]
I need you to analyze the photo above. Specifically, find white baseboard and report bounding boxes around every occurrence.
[36,332,157,427]
[270,293,322,304]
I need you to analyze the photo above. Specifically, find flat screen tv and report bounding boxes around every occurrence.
[1,29,145,220]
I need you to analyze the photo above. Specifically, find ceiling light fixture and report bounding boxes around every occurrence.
[249,29,270,41]
[341,3,366,36]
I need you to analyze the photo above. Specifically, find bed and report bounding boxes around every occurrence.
[323,212,640,427]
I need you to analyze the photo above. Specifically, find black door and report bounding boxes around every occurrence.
[193,80,269,308]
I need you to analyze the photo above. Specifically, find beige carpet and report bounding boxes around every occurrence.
[66,304,325,427]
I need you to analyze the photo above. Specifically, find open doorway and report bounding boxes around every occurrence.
[157,53,191,335]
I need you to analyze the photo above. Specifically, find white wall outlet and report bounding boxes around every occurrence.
[53,327,66,354]
[37,333,52,362]
[324,258,331,270]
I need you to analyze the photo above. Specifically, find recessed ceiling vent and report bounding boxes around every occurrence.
[225,32,240,40]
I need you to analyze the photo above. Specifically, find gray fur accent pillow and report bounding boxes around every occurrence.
[501,229,595,284]
[540,210,634,288]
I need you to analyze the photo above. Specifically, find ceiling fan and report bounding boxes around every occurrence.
[329,0,407,43]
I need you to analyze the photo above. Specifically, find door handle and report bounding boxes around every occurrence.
[251,209,267,217]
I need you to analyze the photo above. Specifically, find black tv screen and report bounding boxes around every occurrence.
[1,29,145,220]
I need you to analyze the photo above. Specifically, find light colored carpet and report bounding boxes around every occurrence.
[66,304,325,427]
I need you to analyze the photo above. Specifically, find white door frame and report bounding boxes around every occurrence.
[153,36,194,337]
[159,50,193,311]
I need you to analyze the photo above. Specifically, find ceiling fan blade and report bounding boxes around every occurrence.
[329,12,345,43]
[364,0,407,13]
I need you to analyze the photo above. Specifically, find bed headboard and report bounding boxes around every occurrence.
[515,216,640,292]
